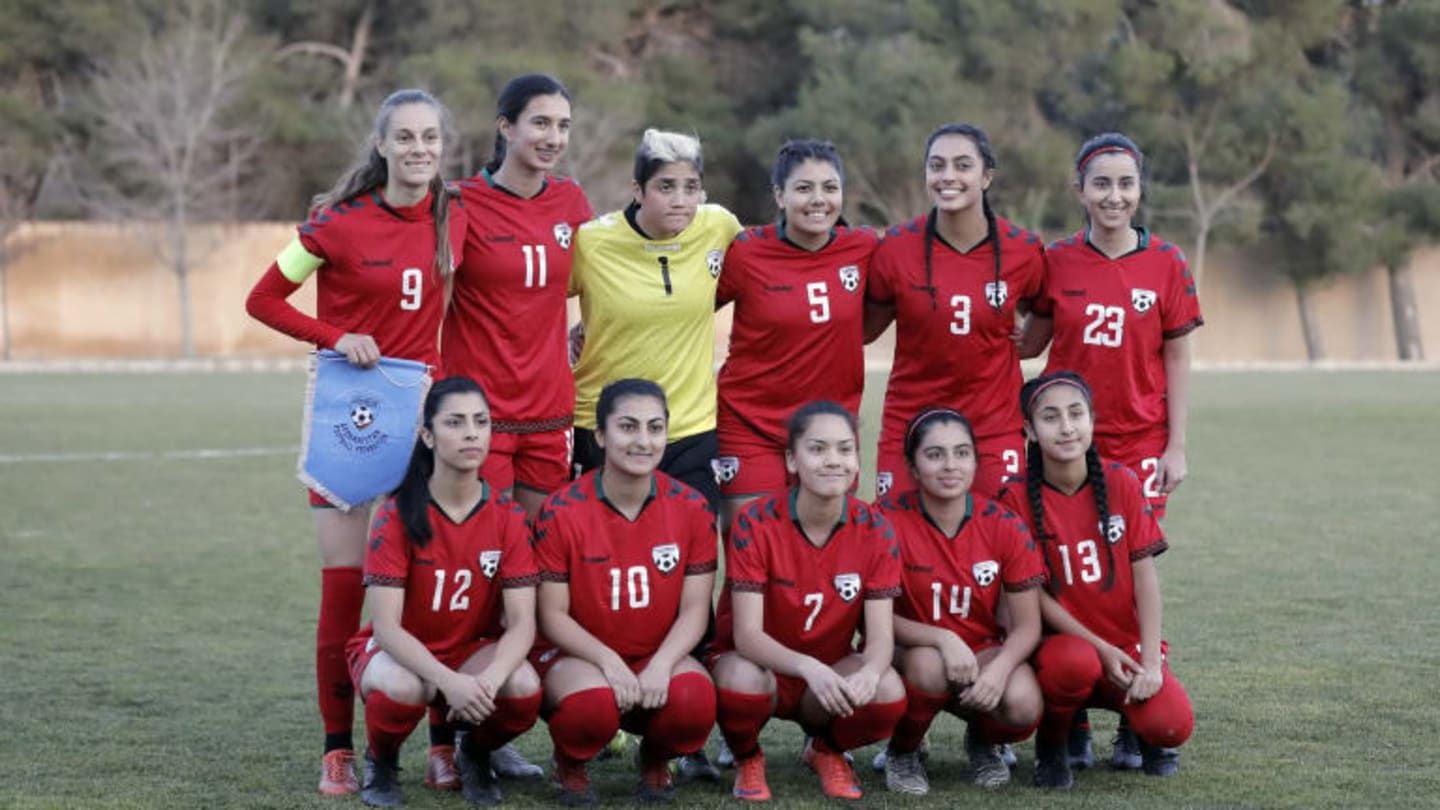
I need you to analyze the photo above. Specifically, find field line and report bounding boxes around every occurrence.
[0,446,297,464]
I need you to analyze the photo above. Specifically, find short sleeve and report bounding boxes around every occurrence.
[863,511,903,600]
[866,239,898,305]
[568,225,592,297]
[569,182,596,226]
[1159,245,1203,339]
[1030,255,1055,317]
[996,511,1047,591]
[684,501,719,576]
[498,504,541,588]
[725,505,768,593]
[1109,466,1167,560]
[530,498,570,583]
[363,499,410,588]
[716,234,746,306]
[1017,241,1046,305]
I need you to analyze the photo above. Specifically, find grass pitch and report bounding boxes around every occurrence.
[1,370,1437,808]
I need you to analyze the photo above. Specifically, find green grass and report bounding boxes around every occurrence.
[1,370,1437,808]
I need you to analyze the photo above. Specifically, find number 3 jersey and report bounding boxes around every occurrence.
[867,215,1045,450]
[441,172,594,428]
[1035,229,1204,445]
[260,189,466,368]
[996,461,1168,653]
[713,492,902,666]
[531,470,718,660]
[879,491,1045,651]
[359,486,539,663]
[716,223,879,446]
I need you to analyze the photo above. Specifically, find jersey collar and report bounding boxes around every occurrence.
[481,167,547,200]
[1083,225,1150,259]
[777,217,837,252]
[595,469,658,521]
[788,487,848,547]
[918,492,972,540]
[373,189,433,222]
[429,480,490,526]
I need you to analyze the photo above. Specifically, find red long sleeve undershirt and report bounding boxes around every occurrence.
[245,262,346,350]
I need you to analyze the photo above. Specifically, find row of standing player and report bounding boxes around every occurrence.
[333,371,1192,806]
[244,72,1202,799]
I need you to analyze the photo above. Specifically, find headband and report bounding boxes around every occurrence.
[1023,377,1093,415]
[1077,144,1139,174]
[905,407,966,448]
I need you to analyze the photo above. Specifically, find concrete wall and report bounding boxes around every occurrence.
[2,221,1437,362]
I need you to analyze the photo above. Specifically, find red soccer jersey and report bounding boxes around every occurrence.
[298,190,465,368]
[996,460,1167,652]
[716,224,878,445]
[879,491,1046,650]
[714,492,902,665]
[1036,229,1204,443]
[359,486,539,663]
[868,215,1045,453]
[532,470,718,660]
[441,172,594,426]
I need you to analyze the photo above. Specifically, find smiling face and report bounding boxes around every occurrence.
[422,390,491,473]
[499,93,571,175]
[596,394,668,479]
[775,158,843,245]
[786,413,859,499]
[909,419,977,502]
[633,161,703,239]
[1077,151,1142,234]
[377,102,443,193]
[1024,383,1094,467]
[925,133,992,215]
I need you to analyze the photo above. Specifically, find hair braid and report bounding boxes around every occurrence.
[1086,447,1117,591]
[1026,438,1062,595]
[923,208,938,310]
[982,195,1001,310]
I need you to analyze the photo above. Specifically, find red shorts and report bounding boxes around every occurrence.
[528,646,661,681]
[715,410,789,498]
[701,649,812,721]
[1094,429,1170,519]
[346,631,496,691]
[481,428,573,494]
[875,431,1026,501]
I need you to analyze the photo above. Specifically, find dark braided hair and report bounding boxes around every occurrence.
[395,376,489,548]
[1019,370,1116,592]
[922,123,1002,311]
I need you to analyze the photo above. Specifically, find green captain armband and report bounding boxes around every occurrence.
[276,237,324,284]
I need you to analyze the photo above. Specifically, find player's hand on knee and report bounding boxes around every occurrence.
[800,659,854,717]
[1099,644,1142,690]
[842,668,879,707]
[601,657,642,713]
[1124,668,1162,704]
[939,633,979,687]
[956,666,1004,713]
[636,662,670,710]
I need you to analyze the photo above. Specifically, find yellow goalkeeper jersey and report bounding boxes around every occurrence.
[571,203,743,438]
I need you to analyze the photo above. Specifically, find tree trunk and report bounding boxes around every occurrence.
[1191,220,1209,292]
[1294,280,1324,362]
[0,241,10,361]
[1387,261,1425,361]
[172,221,195,358]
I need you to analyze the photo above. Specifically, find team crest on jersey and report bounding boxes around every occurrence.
[972,560,1000,588]
[1131,288,1157,313]
[478,550,501,579]
[833,572,862,602]
[1101,515,1126,544]
[706,249,723,278]
[652,543,681,574]
[838,264,860,293]
[875,472,894,498]
[712,456,740,485]
[984,280,1008,308]
[553,222,573,251]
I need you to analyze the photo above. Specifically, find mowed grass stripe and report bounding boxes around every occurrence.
[1,370,1436,808]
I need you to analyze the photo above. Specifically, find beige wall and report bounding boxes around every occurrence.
[3,221,1437,362]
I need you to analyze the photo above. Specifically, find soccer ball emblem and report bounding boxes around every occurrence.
[478,550,501,579]
[350,404,374,430]
[985,281,1008,308]
[1102,515,1126,544]
[875,472,894,498]
[553,222,573,250]
[706,249,723,278]
[1131,288,1157,313]
[838,265,860,292]
[833,573,862,602]
[972,560,999,587]
[712,456,740,484]
[652,543,681,574]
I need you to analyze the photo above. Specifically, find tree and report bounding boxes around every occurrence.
[1350,0,1440,359]
[78,0,269,357]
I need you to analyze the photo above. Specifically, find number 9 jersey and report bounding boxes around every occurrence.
[531,470,718,660]
[712,492,902,666]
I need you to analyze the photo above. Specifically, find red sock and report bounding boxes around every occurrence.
[364,691,426,762]
[1034,635,1102,743]
[547,688,619,765]
[972,713,1039,745]
[639,672,716,761]
[716,688,772,761]
[468,692,542,753]
[827,697,907,752]
[318,567,364,738]
[890,682,948,753]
